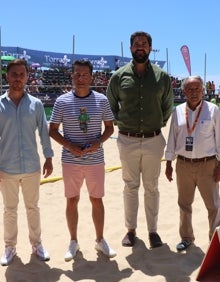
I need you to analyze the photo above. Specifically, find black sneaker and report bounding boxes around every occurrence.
[176,240,191,252]
[122,232,136,247]
[149,232,163,248]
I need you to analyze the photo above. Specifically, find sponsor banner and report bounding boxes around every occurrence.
[1,46,166,71]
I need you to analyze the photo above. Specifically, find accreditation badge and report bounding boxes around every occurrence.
[185,136,193,151]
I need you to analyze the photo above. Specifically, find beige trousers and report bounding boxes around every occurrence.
[117,132,166,232]
[176,158,220,241]
[0,171,42,248]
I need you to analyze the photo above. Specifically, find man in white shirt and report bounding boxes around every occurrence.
[165,75,220,252]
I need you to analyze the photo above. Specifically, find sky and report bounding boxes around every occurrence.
[1,0,220,87]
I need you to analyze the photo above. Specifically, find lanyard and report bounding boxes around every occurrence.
[185,101,203,136]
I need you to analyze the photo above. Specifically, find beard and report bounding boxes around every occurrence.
[132,50,149,63]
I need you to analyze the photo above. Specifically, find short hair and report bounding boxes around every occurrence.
[181,76,204,90]
[72,60,93,75]
[6,59,29,73]
[130,31,152,47]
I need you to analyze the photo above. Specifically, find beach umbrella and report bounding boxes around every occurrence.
[1,55,16,61]
[40,66,52,71]
[31,62,41,68]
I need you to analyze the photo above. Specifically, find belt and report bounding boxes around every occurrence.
[119,129,161,138]
[177,155,216,163]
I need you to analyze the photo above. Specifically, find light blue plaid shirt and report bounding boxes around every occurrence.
[0,91,54,174]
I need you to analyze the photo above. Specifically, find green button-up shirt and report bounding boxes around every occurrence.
[107,61,173,133]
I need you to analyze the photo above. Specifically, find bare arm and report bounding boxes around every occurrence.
[83,120,114,153]
[165,160,173,182]
[49,122,83,157]
[42,157,53,178]
[99,120,114,143]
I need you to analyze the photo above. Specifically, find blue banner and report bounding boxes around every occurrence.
[1,46,166,70]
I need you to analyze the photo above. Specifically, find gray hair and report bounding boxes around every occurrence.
[181,76,204,91]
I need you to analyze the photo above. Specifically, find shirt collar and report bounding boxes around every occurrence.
[4,90,27,103]
[186,99,203,111]
[131,60,151,75]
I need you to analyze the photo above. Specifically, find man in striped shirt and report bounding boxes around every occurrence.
[49,60,116,261]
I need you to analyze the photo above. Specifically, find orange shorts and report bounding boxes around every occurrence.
[62,163,105,198]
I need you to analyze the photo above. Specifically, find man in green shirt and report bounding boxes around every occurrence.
[107,31,173,248]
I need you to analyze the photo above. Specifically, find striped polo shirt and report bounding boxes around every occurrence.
[50,90,114,165]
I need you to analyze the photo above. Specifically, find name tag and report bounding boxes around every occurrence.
[185,136,193,151]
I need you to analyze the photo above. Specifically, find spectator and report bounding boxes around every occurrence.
[211,81,215,96]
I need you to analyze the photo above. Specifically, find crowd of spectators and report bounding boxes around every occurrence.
[170,76,219,102]
[1,66,219,104]
[170,76,184,98]
[205,80,218,98]
[25,69,194,99]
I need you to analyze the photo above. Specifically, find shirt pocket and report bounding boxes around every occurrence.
[198,120,213,136]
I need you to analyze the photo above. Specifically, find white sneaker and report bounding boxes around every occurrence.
[32,243,50,261]
[64,240,80,262]
[95,239,117,258]
[1,246,16,266]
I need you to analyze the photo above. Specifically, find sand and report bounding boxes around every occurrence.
[0,119,217,282]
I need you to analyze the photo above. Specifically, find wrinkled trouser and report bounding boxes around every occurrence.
[176,158,220,241]
[0,171,42,248]
[117,132,166,232]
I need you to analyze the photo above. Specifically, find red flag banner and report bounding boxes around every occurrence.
[180,45,191,75]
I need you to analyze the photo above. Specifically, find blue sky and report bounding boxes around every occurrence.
[1,0,220,87]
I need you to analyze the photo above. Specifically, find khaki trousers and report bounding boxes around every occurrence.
[117,133,166,232]
[0,171,41,248]
[176,158,220,241]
